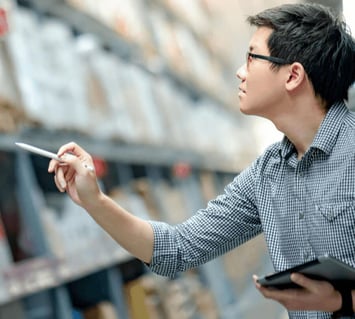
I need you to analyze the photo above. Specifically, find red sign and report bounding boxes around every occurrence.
[0,8,8,37]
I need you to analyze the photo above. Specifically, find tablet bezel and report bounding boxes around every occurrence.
[257,255,355,289]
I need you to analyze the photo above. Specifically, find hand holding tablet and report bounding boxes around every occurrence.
[257,255,355,289]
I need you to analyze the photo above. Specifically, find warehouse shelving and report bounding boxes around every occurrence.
[0,0,265,318]
[22,0,234,111]
[0,128,247,172]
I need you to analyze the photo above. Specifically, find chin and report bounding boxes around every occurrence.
[239,105,253,115]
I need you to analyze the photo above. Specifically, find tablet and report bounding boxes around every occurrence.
[257,255,355,289]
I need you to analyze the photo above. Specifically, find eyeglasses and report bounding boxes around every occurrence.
[246,52,289,67]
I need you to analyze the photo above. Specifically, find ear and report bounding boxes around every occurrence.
[285,62,306,92]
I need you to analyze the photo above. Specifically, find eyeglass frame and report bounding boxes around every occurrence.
[246,52,290,67]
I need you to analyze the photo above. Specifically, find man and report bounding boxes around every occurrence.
[48,3,355,318]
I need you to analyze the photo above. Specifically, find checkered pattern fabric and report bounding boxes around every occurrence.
[148,102,355,319]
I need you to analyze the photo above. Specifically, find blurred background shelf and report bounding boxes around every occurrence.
[0,0,351,318]
[21,0,233,109]
[0,128,250,172]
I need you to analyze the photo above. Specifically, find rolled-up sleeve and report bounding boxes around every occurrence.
[147,221,180,277]
[146,162,262,278]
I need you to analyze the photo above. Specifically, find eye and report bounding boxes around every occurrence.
[246,52,253,66]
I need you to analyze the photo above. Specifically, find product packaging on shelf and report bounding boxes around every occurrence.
[0,1,10,38]
[124,276,158,319]
[66,0,154,59]
[3,0,257,171]
[40,190,127,279]
[109,185,151,222]
[160,0,210,37]
[164,273,219,319]
[124,272,220,319]
[75,34,136,141]
[38,17,89,131]
[8,8,89,131]
[0,96,27,133]
[150,78,186,149]
[130,178,162,221]
[77,37,167,145]
[0,27,23,113]
[6,8,43,124]
[122,66,166,145]
[82,301,119,319]
[0,5,38,132]
[149,9,188,77]
[151,178,188,224]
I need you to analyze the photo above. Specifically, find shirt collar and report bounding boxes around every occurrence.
[280,102,349,159]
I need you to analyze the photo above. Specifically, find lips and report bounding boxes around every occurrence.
[239,87,246,95]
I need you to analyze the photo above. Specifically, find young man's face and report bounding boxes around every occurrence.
[237,27,288,120]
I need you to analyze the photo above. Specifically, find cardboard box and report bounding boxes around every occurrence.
[83,301,119,319]
[124,276,164,319]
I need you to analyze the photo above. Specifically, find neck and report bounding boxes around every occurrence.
[273,100,327,159]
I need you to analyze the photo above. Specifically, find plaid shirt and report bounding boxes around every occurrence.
[148,102,355,319]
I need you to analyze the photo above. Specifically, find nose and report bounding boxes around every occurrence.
[236,64,247,80]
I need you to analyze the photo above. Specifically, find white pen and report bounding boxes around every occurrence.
[16,142,62,161]
[15,142,95,171]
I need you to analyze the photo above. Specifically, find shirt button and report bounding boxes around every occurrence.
[299,212,305,219]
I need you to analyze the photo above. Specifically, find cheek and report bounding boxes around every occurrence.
[241,78,283,114]
[254,74,283,101]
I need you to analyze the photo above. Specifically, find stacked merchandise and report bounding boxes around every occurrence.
[66,0,230,102]
[82,302,120,319]
[10,154,230,318]
[0,0,257,171]
[0,0,28,133]
[124,272,219,319]
[8,7,90,132]
[0,0,284,318]
[106,170,222,319]
[0,149,27,318]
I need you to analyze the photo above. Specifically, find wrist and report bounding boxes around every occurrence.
[83,190,107,211]
[332,288,354,318]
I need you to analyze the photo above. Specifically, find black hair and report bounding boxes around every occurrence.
[247,3,355,108]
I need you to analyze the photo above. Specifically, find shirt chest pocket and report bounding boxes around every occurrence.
[311,202,355,258]
[316,202,355,223]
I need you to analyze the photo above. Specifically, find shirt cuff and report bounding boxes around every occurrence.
[146,221,179,278]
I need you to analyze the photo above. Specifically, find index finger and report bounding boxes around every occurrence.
[48,142,88,173]
[290,273,320,291]
[57,141,88,158]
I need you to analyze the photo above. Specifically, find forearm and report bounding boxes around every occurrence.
[83,193,154,263]
[353,289,355,312]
